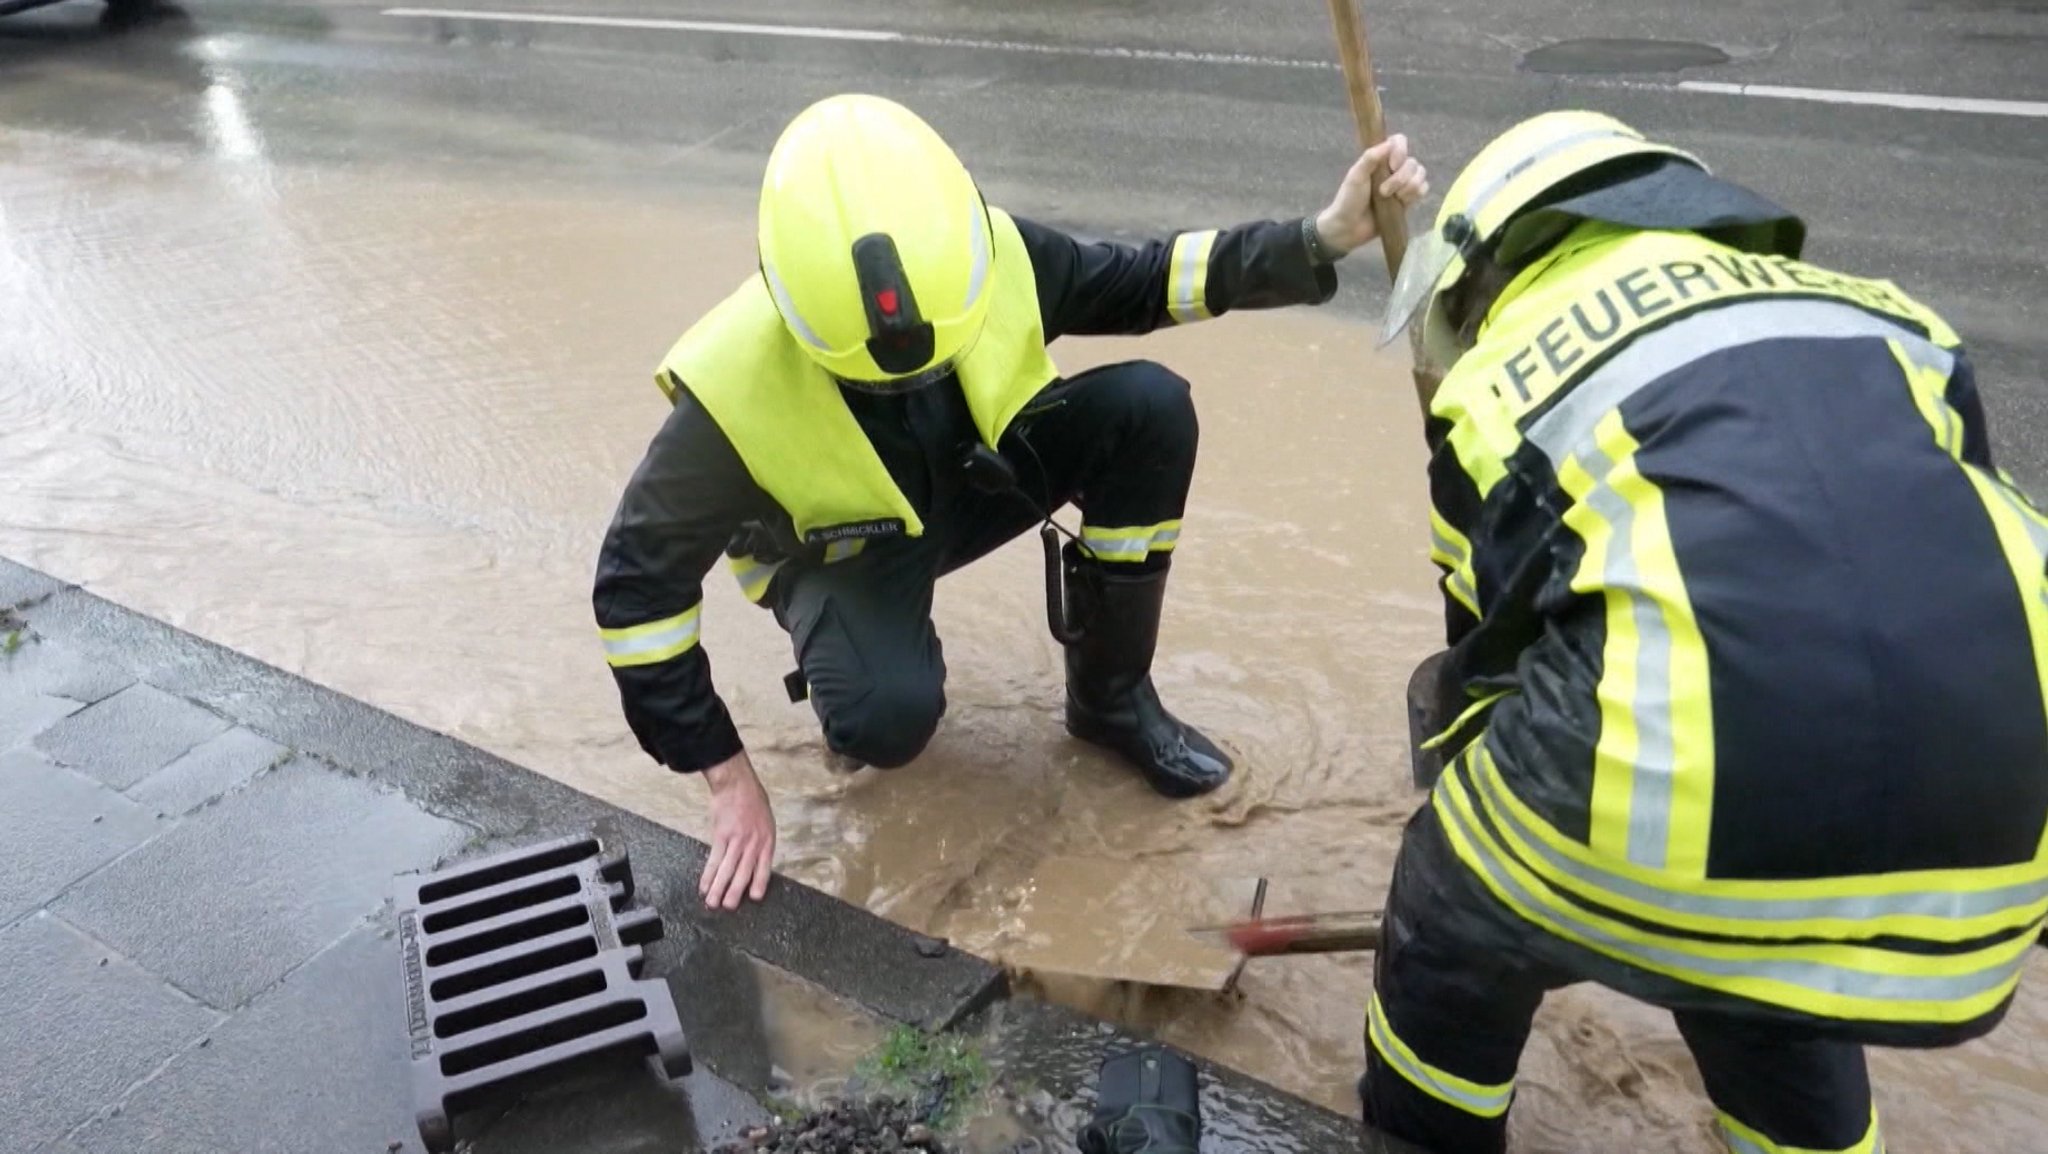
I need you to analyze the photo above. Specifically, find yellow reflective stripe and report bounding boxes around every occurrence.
[1419,688,1512,753]
[599,606,702,667]
[1366,993,1514,1118]
[1890,339,1965,458]
[1955,474,2048,858]
[1167,230,1218,324]
[1433,764,2035,1023]
[823,538,867,564]
[1467,743,2048,944]
[1428,508,1482,616]
[1081,520,1182,563]
[1557,411,1713,876]
[1892,336,2048,867]
[729,554,784,604]
[1718,1104,1882,1154]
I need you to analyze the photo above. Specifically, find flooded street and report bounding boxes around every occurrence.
[5,3,2047,1150]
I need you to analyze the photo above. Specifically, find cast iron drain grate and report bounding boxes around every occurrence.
[395,833,690,1152]
[1521,38,1732,75]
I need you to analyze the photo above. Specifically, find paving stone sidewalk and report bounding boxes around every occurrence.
[0,568,774,1154]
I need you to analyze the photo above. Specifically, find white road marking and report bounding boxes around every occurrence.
[379,8,903,42]
[1679,80,2048,120]
[380,8,1335,68]
[895,33,1331,71]
[381,9,2048,119]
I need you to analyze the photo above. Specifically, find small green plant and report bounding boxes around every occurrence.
[854,1025,991,1131]
[1,631,21,656]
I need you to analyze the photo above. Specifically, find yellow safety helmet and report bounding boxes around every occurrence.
[757,94,995,392]
[1380,111,1702,373]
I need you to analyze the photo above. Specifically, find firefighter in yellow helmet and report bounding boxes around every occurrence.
[593,94,1428,909]
[1362,108,2048,1154]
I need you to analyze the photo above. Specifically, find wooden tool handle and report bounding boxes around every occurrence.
[1325,0,1408,279]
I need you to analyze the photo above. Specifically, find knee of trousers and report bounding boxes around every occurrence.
[1103,360,1200,467]
[820,676,946,769]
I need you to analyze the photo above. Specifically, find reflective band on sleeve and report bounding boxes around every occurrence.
[823,538,867,563]
[599,606,703,667]
[1167,231,1219,324]
[1717,1105,1883,1154]
[1081,520,1182,564]
[1429,509,1482,616]
[1366,993,1514,1118]
[729,554,785,605]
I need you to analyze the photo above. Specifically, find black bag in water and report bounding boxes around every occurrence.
[1076,1046,1201,1154]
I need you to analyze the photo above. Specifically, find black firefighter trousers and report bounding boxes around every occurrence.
[770,360,1198,769]
[1361,803,1883,1154]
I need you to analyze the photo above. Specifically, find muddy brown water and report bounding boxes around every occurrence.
[4,126,2045,1150]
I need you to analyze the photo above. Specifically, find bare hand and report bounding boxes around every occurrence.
[700,750,775,909]
[1314,133,1430,258]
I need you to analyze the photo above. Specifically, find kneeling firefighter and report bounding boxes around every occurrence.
[593,93,1429,909]
[1365,110,2048,1154]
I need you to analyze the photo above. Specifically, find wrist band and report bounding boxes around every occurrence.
[1302,215,1341,266]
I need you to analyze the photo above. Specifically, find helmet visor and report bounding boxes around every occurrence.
[1378,227,1458,348]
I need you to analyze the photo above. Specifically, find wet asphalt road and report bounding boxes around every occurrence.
[3,0,2046,486]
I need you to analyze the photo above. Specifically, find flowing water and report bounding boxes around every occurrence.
[4,86,2046,1154]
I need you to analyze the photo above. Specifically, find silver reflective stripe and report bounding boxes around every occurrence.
[1085,535,1150,559]
[1441,770,2031,1003]
[1083,524,1178,560]
[1715,1114,1882,1154]
[1468,752,2048,927]
[1431,523,1481,608]
[1892,332,1965,451]
[601,614,701,661]
[1367,996,1513,1117]
[1527,300,1954,468]
[1429,521,1470,566]
[964,210,992,309]
[1465,127,1639,226]
[1447,569,1481,611]
[1572,443,1677,868]
[1980,484,2048,620]
[1986,483,2048,557]
[824,539,865,563]
[763,262,832,351]
[733,557,784,601]
[1168,231,1217,324]
[1716,1123,1771,1154]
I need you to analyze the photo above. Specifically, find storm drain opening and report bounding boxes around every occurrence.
[433,969,610,1039]
[395,833,690,1153]
[423,901,591,966]
[422,874,582,933]
[429,936,600,1002]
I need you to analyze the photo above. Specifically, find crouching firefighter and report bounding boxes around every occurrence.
[592,93,1429,909]
[1364,109,2048,1154]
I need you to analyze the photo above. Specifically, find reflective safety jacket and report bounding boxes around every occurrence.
[1422,222,2048,1039]
[656,208,1060,555]
[593,212,1338,775]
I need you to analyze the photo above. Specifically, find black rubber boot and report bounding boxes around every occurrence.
[1061,542,1232,798]
[1076,1046,1202,1154]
